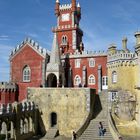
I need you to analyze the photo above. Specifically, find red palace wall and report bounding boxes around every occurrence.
[69,55,107,93]
[0,90,17,104]
[10,44,45,101]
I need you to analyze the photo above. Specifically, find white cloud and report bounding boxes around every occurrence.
[0,35,10,41]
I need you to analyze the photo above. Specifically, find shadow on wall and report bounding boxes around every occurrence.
[37,109,46,136]
[92,94,102,119]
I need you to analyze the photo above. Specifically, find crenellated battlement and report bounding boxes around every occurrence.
[0,82,17,92]
[52,24,83,33]
[108,52,135,62]
[61,50,107,59]
[59,4,72,10]
[10,37,49,58]
[107,51,137,68]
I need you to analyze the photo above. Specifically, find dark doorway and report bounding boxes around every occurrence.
[51,112,57,127]
[47,74,57,87]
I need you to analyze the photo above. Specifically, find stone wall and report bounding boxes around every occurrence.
[27,88,96,137]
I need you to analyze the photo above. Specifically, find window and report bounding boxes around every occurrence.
[61,35,68,45]
[75,59,81,68]
[74,75,81,86]
[112,71,117,83]
[111,92,118,101]
[88,75,95,85]
[89,58,95,67]
[102,76,108,86]
[23,66,31,82]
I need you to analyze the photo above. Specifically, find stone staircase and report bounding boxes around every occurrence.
[41,128,59,140]
[78,92,114,140]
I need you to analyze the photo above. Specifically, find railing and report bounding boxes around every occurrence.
[108,110,122,140]
[108,52,135,62]
[76,112,92,138]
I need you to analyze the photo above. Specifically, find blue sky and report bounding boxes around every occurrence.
[0,0,140,81]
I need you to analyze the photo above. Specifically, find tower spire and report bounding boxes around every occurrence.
[55,0,60,17]
[50,33,61,65]
[72,0,76,12]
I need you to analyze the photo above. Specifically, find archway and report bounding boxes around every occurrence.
[47,74,57,87]
[50,112,57,127]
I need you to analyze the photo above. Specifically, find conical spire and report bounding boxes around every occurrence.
[50,33,61,65]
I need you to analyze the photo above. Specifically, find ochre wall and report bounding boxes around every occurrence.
[27,88,96,137]
[108,64,137,94]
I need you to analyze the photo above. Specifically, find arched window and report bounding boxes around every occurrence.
[74,75,81,86]
[112,71,117,83]
[61,35,68,45]
[23,66,31,82]
[89,58,95,67]
[88,75,95,85]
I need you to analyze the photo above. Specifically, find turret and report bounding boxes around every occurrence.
[55,0,60,17]
[135,31,140,46]
[122,37,129,52]
[135,31,140,54]
[72,0,76,12]
[108,44,117,55]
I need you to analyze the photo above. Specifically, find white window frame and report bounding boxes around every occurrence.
[88,75,95,85]
[23,66,31,82]
[61,35,68,45]
[89,58,95,67]
[74,75,81,86]
[112,71,117,83]
[102,76,108,90]
[75,59,81,68]
[111,91,118,101]
[102,76,108,86]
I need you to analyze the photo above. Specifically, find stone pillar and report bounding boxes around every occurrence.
[10,122,14,139]
[62,73,65,88]
[57,16,60,26]
[135,32,140,87]
[82,66,86,87]
[72,12,75,27]
[57,75,59,87]
[98,65,102,93]
[72,30,76,50]
[42,60,45,87]
[122,37,127,51]
[68,67,72,87]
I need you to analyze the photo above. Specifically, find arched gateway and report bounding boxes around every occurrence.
[47,74,57,87]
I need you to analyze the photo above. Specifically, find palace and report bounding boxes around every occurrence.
[0,0,107,103]
[0,0,140,140]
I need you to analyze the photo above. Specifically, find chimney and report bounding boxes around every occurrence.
[122,37,127,51]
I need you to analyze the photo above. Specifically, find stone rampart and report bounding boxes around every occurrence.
[27,88,96,137]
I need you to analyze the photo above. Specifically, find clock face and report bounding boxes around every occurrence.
[61,13,70,21]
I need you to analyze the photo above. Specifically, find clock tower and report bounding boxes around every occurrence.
[53,0,84,54]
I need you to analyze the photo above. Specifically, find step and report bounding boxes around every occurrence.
[78,93,114,140]
[42,128,59,139]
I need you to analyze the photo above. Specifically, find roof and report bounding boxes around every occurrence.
[9,37,50,60]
